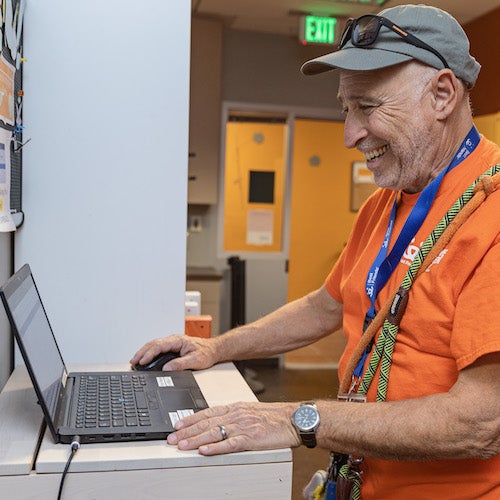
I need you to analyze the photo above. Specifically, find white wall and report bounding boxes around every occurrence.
[16,0,190,363]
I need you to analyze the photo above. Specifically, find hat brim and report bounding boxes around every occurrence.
[301,46,413,75]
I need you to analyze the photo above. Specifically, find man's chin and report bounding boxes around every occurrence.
[371,174,396,191]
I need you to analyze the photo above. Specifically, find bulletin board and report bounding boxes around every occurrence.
[0,0,25,231]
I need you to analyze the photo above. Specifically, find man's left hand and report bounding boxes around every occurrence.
[167,401,301,455]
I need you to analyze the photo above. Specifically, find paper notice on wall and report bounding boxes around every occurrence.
[0,55,15,126]
[4,0,26,68]
[0,127,15,232]
[247,209,273,245]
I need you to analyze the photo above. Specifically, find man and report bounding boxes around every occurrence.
[131,5,499,498]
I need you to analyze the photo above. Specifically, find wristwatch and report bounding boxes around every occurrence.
[291,401,320,448]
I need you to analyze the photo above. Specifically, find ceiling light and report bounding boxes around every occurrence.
[333,0,388,6]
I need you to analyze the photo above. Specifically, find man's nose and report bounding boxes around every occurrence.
[343,112,368,149]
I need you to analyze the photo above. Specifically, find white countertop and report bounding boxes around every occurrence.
[1,362,292,474]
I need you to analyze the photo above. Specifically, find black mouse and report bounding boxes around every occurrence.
[134,351,181,371]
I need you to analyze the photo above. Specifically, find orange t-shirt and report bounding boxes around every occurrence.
[326,136,500,499]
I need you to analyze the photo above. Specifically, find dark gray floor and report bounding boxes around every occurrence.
[242,360,338,500]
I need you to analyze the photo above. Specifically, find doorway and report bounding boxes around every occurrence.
[221,111,289,326]
[286,118,366,367]
[219,105,366,366]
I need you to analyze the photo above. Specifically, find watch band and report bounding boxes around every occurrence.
[300,429,317,448]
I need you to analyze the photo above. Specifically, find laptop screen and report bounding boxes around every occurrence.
[1,265,66,420]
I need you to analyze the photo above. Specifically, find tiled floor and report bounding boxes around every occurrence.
[242,360,338,500]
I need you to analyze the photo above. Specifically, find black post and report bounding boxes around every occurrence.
[226,256,265,394]
[227,256,245,328]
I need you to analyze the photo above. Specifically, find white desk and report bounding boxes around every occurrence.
[0,363,292,499]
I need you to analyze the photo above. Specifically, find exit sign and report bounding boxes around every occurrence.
[300,15,338,45]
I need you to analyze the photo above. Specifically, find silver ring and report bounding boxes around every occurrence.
[218,424,228,441]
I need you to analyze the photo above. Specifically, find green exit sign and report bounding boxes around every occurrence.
[300,16,338,45]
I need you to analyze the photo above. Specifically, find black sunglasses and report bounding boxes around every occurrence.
[339,15,449,69]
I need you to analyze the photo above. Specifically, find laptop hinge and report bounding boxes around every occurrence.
[58,376,74,428]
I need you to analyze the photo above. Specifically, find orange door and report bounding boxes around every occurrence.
[223,121,286,253]
[285,119,366,367]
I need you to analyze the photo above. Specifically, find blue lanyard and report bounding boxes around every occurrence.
[353,126,480,380]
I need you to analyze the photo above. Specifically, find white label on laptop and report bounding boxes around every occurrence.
[156,376,174,387]
[168,409,195,426]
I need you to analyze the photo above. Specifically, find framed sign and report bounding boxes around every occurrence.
[350,161,378,212]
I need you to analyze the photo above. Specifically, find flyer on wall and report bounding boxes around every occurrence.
[0,127,15,232]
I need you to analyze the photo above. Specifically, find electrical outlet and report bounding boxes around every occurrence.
[189,215,202,232]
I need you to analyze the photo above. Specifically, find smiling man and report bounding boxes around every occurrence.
[131,5,500,499]
[338,62,467,193]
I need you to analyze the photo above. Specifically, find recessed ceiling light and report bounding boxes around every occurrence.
[334,0,388,6]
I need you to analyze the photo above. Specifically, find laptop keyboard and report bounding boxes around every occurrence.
[75,374,152,428]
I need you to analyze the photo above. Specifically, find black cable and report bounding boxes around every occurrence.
[9,234,15,375]
[57,436,81,500]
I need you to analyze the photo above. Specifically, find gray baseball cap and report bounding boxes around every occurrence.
[301,4,481,87]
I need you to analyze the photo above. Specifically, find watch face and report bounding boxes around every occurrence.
[294,405,319,431]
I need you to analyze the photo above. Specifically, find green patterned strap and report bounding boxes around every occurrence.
[337,461,362,500]
[358,164,500,400]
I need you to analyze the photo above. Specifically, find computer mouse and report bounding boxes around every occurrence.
[134,351,181,371]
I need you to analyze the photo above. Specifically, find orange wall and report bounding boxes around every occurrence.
[465,7,500,116]
[474,112,500,145]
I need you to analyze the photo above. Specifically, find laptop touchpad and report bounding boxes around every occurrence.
[158,388,197,425]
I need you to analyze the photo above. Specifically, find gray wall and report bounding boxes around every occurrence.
[222,29,341,109]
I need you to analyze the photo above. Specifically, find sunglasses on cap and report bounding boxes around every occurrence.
[339,14,449,70]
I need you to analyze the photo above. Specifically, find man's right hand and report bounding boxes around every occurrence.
[130,334,219,371]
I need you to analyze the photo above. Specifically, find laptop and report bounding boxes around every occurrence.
[0,263,208,444]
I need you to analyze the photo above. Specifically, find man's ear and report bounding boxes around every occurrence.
[432,69,459,119]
